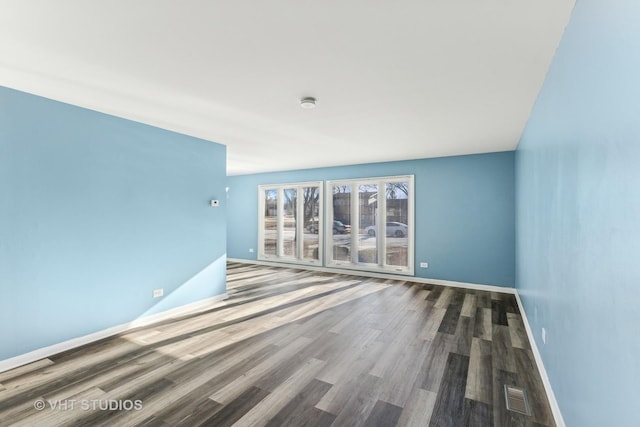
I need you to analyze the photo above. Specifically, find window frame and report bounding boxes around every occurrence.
[257,181,324,266]
[325,175,415,275]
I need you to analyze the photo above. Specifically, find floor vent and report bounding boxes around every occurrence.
[504,385,531,416]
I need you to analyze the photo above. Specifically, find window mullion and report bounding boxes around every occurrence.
[325,183,332,265]
[277,188,284,257]
[378,180,386,267]
[296,186,304,260]
[351,182,359,265]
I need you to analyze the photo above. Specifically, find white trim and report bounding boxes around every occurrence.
[318,261,416,277]
[514,291,565,427]
[227,258,515,294]
[0,293,228,374]
[376,179,385,270]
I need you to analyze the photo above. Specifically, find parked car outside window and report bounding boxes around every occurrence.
[306,220,352,234]
[365,222,408,237]
[333,220,351,234]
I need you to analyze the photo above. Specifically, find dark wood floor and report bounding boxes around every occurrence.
[0,262,555,426]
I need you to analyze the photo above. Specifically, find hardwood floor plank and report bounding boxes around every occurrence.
[406,286,431,311]
[473,307,493,341]
[419,307,447,341]
[255,331,343,393]
[313,342,387,416]
[200,386,269,427]
[8,386,107,427]
[463,398,493,426]
[507,313,528,350]
[295,308,342,339]
[419,334,456,393]
[328,305,365,334]
[147,348,274,426]
[93,351,176,394]
[396,388,437,427]
[452,314,475,356]
[375,336,432,407]
[428,352,470,427]
[362,400,403,427]
[68,378,176,427]
[264,379,334,427]
[370,304,429,379]
[491,300,509,326]
[465,338,493,405]
[230,357,326,427]
[138,415,171,426]
[425,287,442,302]
[504,295,520,315]
[492,369,528,427]
[164,340,279,386]
[323,373,383,427]
[375,308,416,344]
[92,346,284,426]
[315,327,381,385]
[475,290,492,309]
[437,291,465,334]
[0,338,143,405]
[492,325,517,373]
[161,393,224,426]
[434,287,454,309]
[0,359,54,383]
[513,348,555,426]
[460,293,477,317]
[208,336,313,405]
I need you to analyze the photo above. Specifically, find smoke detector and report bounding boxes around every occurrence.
[300,97,317,109]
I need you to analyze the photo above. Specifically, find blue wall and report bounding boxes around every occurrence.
[0,86,227,361]
[516,0,640,425]
[228,152,515,287]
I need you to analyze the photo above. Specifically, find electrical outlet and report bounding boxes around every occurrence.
[153,288,164,298]
[419,262,429,268]
[249,248,254,253]
[542,327,547,344]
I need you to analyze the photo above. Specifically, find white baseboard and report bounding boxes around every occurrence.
[227,258,516,294]
[0,293,228,374]
[514,291,565,427]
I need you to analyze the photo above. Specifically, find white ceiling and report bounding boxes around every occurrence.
[0,0,575,175]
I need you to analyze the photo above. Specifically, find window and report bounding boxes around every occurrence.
[326,176,414,275]
[258,182,323,265]
[258,175,413,275]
